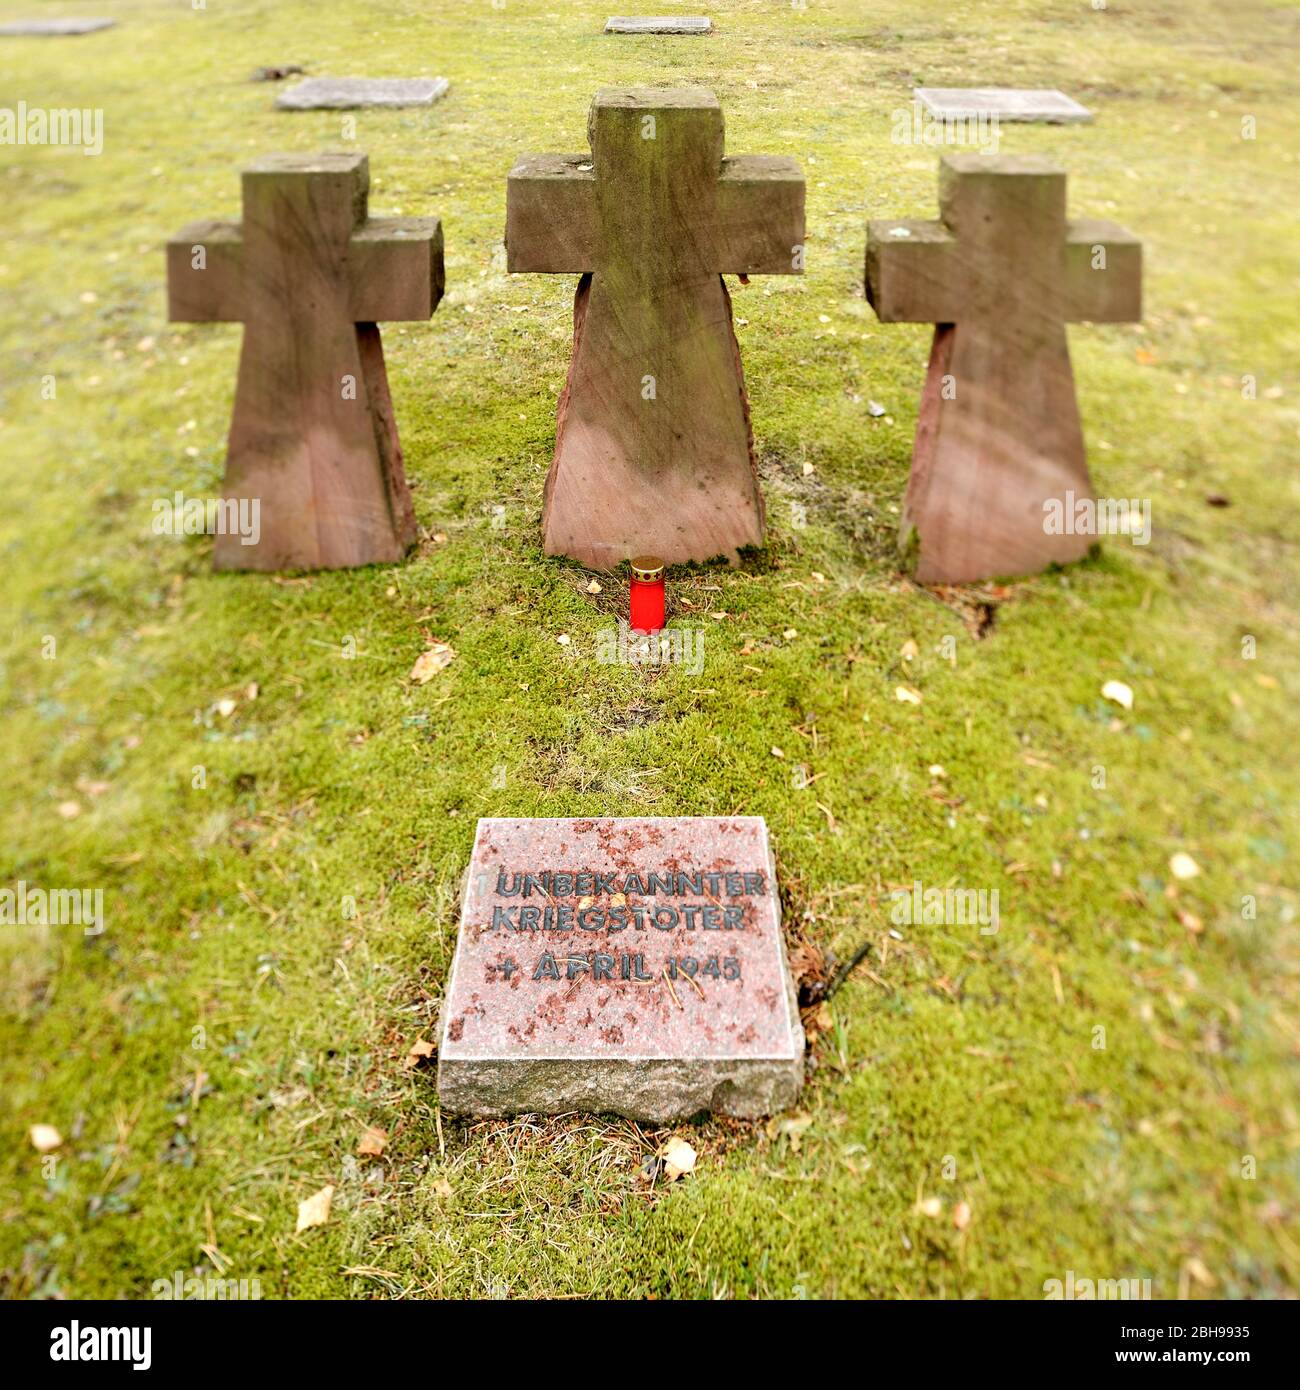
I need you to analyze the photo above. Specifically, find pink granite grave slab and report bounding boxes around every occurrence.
[436,816,804,1122]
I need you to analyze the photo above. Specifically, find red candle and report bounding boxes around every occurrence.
[629,555,665,634]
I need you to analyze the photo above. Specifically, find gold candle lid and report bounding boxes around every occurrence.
[629,555,664,582]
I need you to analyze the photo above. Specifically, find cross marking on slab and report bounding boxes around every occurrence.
[866,154,1141,583]
[507,88,804,569]
[167,153,443,571]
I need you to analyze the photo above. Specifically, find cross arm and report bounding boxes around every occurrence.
[865,219,963,323]
[506,155,597,273]
[1064,219,1142,322]
[167,219,244,323]
[349,217,444,321]
[715,155,805,275]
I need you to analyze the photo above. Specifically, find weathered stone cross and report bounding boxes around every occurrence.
[507,88,805,569]
[167,153,443,570]
[866,153,1142,584]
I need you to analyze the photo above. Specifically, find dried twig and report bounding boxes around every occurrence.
[825,940,874,1001]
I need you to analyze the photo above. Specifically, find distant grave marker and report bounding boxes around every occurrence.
[604,16,712,34]
[0,17,115,35]
[275,77,449,110]
[914,87,1093,125]
[437,816,805,1122]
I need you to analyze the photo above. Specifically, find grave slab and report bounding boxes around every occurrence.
[0,17,115,35]
[437,816,804,1122]
[914,87,1092,124]
[275,77,449,110]
[605,16,712,34]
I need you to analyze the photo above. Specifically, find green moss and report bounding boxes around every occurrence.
[1,0,1297,1300]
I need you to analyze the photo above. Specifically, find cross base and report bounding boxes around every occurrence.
[541,273,765,570]
[215,321,418,572]
[902,321,1095,584]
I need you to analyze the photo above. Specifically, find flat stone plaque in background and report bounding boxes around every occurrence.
[275,76,449,110]
[0,17,115,34]
[437,817,804,1122]
[604,16,712,34]
[914,87,1093,124]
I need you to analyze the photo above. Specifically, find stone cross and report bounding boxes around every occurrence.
[866,154,1141,584]
[507,88,804,569]
[167,153,443,570]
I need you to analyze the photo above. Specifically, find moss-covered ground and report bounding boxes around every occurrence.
[1,0,1297,1298]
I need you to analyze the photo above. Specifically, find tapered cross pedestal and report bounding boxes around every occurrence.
[507,89,805,569]
[167,153,443,570]
[866,154,1141,584]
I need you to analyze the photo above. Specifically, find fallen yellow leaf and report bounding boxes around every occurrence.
[1101,679,1134,710]
[661,1137,698,1181]
[295,1184,334,1233]
[29,1124,62,1153]
[357,1126,388,1158]
[1169,852,1201,881]
[410,641,455,683]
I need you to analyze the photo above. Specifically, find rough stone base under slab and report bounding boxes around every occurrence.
[437,1055,803,1124]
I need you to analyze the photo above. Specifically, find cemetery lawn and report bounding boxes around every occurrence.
[2,0,1298,1300]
